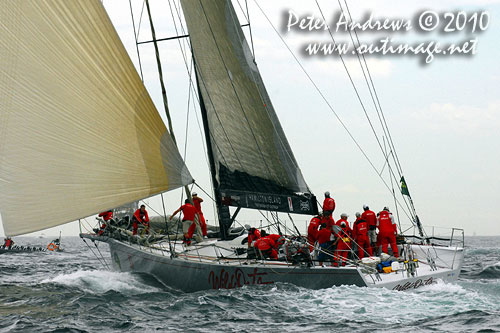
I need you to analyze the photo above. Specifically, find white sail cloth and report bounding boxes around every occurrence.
[0,1,192,236]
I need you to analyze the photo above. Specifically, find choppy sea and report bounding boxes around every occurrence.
[0,236,499,332]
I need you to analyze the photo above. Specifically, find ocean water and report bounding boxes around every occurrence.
[0,236,499,332]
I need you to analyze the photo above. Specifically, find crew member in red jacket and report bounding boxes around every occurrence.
[3,237,14,249]
[317,223,333,266]
[376,207,399,257]
[98,210,113,236]
[307,214,322,250]
[361,205,377,249]
[170,199,200,243]
[192,192,207,238]
[336,213,351,229]
[254,232,283,260]
[335,221,353,266]
[245,224,261,248]
[323,191,336,217]
[352,212,373,259]
[132,205,149,235]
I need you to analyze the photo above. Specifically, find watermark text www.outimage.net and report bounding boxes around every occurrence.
[284,10,490,64]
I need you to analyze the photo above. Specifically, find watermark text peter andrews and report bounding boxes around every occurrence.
[284,9,489,64]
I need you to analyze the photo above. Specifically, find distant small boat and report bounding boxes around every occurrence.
[47,232,64,252]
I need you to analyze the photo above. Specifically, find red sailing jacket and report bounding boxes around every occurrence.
[361,209,377,227]
[337,225,352,244]
[192,197,203,213]
[321,215,335,228]
[308,216,321,239]
[323,197,336,212]
[179,204,196,221]
[317,228,332,244]
[98,211,113,221]
[353,218,369,239]
[255,236,276,251]
[248,228,261,245]
[133,209,150,223]
[378,211,396,234]
[336,218,351,230]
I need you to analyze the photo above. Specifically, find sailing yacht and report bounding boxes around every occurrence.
[0,0,464,292]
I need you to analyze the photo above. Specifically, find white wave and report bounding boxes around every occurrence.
[254,281,499,324]
[415,278,468,294]
[41,269,160,295]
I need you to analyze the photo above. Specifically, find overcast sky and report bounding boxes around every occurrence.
[1,0,499,238]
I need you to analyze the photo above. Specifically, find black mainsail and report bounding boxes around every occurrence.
[181,0,318,237]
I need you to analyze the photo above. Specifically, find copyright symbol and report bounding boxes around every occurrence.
[419,10,440,31]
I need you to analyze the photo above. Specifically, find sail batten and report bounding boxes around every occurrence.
[0,0,193,236]
[181,0,317,215]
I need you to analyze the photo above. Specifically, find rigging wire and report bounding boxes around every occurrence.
[313,0,414,218]
[340,0,405,177]
[252,0,413,222]
[333,0,415,218]
[333,0,428,238]
[128,0,145,80]
[235,0,256,58]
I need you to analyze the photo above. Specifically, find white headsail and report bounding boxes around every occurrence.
[0,1,193,236]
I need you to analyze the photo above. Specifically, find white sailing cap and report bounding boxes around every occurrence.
[363,204,369,210]
[341,213,348,218]
[355,212,361,218]
[192,192,197,196]
[324,191,330,197]
[245,224,251,230]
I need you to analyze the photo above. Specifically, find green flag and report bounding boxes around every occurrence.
[400,176,411,197]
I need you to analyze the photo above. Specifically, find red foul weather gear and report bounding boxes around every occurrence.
[247,228,261,247]
[317,227,332,245]
[307,216,321,248]
[178,204,196,222]
[377,211,399,257]
[192,197,203,212]
[5,239,12,248]
[98,211,113,236]
[353,218,372,259]
[336,218,351,230]
[335,226,352,266]
[192,197,207,236]
[255,236,278,259]
[321,215,335,229]
[198,212,207,236]
[98,211,113,221]
[361,209,377,228]
[323,197,336,214]
[133,208,150,235]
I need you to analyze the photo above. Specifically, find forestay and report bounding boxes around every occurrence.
[181,0,317,215]
[0,0,193,236]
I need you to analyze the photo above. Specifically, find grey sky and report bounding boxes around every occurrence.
[1,0,499,237]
